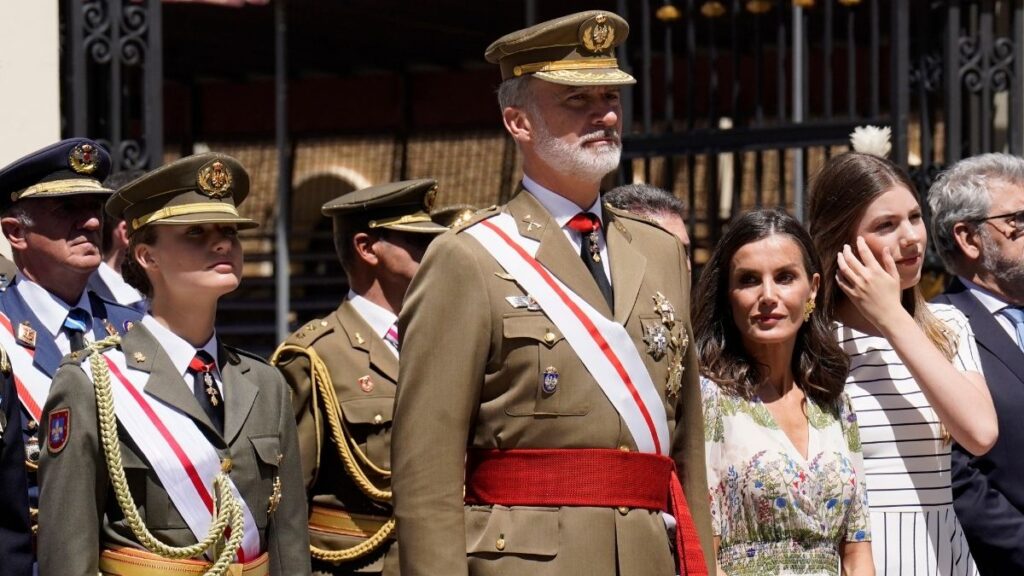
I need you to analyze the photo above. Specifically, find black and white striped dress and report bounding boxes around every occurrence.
[837,303,981,576]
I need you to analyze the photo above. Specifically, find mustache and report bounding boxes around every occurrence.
[579,128,621,146]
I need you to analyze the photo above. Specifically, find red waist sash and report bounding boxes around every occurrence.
[465,448,708,576]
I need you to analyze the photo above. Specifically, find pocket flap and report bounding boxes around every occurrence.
[466,505,558,557]
[502,315,563,348]
[249,435,281,466]
[339,397,394,426]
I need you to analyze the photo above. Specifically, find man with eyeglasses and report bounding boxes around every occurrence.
[929,152,1024,575]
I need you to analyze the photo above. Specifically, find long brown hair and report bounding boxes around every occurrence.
[807,152,956,359]
[693,208,849,406]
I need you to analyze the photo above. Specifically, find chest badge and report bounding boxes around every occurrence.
[643,323,669,360]
[505,295,542,311]
[541,366,559,394]
[358,375,375,393]
[16,321,36,349]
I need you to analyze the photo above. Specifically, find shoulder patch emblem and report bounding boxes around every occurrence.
[47,408,71,454]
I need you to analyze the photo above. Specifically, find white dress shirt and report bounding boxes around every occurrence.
[960,276,1022,346]
[347,290,399,357]
[17,278,95,356]
[142,315,224,397]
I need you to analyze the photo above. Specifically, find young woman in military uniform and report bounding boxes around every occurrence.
[37,153,310,576]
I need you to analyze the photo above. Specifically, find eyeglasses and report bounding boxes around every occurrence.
[967,209,1024,231]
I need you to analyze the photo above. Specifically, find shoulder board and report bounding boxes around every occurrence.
[453,205,501,233]
[283,317,334,348]
[603,203,662,227]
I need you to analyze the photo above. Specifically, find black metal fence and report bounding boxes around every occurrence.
[59,0,1024,352]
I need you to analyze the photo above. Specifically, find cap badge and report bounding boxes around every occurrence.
[423,186,438,211]
[69,143,99,175]
[581,14,615,53]
[197,160,233,199]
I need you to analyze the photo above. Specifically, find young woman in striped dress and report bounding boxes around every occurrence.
[808,151,997,576]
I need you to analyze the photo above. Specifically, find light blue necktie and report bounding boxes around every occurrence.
[1002,306,1024,351]
[63,307,90,352]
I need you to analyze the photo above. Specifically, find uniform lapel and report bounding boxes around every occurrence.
[2,285,62,378]
[219,343,259,445]
[947,282,1024,378]
[337,302,398,382]
[507,189,612,318]
[127,325,221,437]
[604,208,646,324]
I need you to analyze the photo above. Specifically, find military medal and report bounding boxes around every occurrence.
[643,323,669,360]
[666,357,683,399]
[541,366,559,394]
[587,231,601,263]
[203,372,220,407]
[267,475,282,515]
[16,321,36,349]
[652,292,676,328]
[505,295,541,311]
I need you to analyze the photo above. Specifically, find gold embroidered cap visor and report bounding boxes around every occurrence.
[322,178,448,235]
[106,152,258,237]
[485,10,636,86]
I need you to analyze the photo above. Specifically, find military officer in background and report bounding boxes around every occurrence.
[88,169,148,313]
[0,138,141,552]
[391,11,713,576]
[272,179,446,575]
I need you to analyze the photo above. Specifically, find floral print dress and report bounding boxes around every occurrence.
[702,378,871,575]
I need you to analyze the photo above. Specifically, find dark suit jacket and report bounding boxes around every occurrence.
[934,277,1024,574]
[0,358,32,576]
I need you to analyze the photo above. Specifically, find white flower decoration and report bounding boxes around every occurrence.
[849,125,892,158]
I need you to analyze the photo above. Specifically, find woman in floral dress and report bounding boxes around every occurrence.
[694,209,874,575]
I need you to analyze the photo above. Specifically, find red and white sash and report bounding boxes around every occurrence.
[84,348,261,561]
[465,213,670,455]
[0,312,48,422]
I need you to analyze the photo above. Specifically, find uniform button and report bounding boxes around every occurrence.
[618,445,630,452]
[495,536,506,551]
[618,506,629,515]
[373,414,383,425]
[543,331,556,344]
[220,458,233,473]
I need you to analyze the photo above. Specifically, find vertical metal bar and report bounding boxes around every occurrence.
[685,0,696,235]
[753,10,764,125]
[792,5,805,222]
[642,0,652,181]
[70,0,87,136]
[1012,0,1024,155]
[824,0,833,120]
[616,0,632,185]
[946,0,962,163]
[525,0,536,26]
[109,0,122,170]
[918,8,933,177]
[664,3,676,192]
[847,5,857,118]
[730,0,740,123]
[870,0,880,118]
[146,0,163,168]
[891,0,910,169]
[708,13,721,241]
[777,3,787,208]
[980,0,994,153]
[274,0,291,344]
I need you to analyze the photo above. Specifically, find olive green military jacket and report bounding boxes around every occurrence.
[391,190,715,576]
[37,323,311,576]
[274,301,399,574]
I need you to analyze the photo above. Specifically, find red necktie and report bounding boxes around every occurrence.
[567,212,613,308]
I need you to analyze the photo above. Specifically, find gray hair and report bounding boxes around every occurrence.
[604,183,686,219]
[496,76,534,111]
[929,153,1024,274]
[2,202,34,229]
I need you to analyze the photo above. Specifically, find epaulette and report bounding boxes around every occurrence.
[284,318,334,347]
[453,204,501,233]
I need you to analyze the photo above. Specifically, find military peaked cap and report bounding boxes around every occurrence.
[322,178,447,234]
[0,138,113,211]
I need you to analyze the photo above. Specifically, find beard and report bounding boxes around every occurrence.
[980,228,1024,301]
[531,111,622,182]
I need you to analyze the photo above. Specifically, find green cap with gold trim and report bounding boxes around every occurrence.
[485,10,635,86]
[322,178,447,234]
[106,152,258,237]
